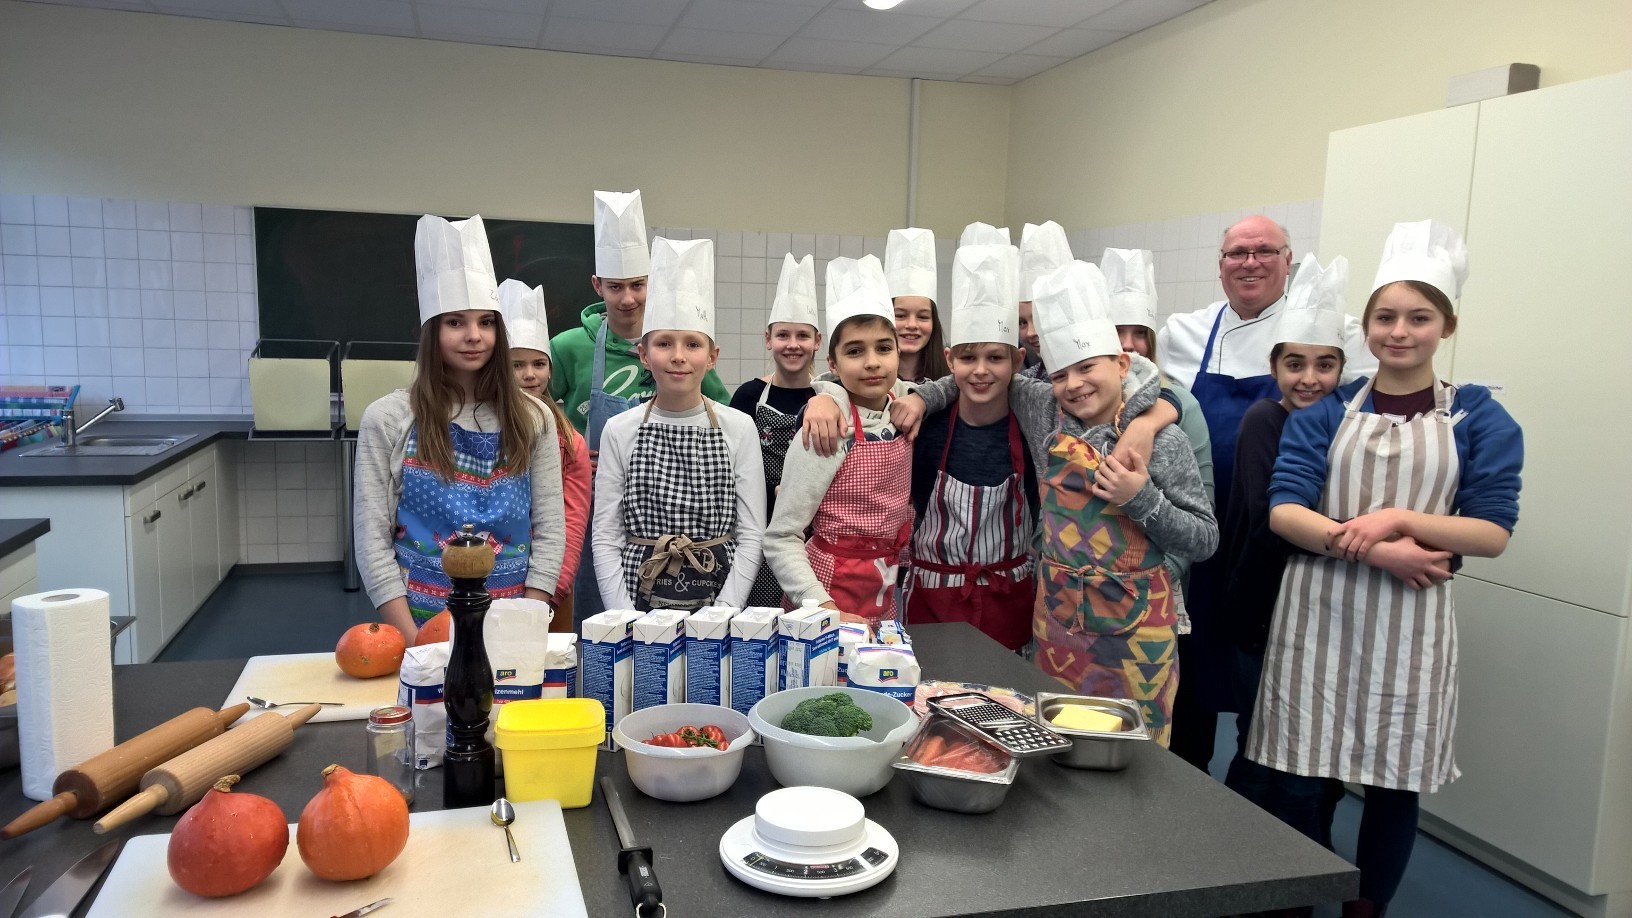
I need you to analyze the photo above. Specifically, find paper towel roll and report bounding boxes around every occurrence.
[12,589,116,801]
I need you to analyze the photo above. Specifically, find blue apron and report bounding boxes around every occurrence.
[393,421,532,626]
[573,319,644,625]
[1190,305,1281,507]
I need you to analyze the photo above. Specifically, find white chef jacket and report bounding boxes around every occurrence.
[1157,297,1377,390]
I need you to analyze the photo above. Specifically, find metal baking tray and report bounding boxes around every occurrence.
[892,714,1019,814]
[1034,693,1150,771]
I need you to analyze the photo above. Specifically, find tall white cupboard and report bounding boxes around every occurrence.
[1319,70,1632,917]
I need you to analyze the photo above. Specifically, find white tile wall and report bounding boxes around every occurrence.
[237,440,345,564]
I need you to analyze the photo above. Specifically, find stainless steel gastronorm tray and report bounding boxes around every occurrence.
[1034,693,1151,771]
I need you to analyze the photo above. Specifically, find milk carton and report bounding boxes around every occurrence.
[836,621,871,686]
[632,610,689,711]
[728,607,780,716]
[779,603,839,690]
[847,643,921,704]
[581,610,642,750]
[542,633,578,699]
[686,606,735,707]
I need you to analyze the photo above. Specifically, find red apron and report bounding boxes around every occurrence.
[905,406,1035,650]
[794,400,914,626]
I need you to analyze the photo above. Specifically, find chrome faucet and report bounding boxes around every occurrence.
[63,397,124,447]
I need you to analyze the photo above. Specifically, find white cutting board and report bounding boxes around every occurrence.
[88,800,588,917]
[224,653,399,725]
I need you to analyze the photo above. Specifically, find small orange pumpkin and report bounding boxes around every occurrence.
[335,623,405,678]
[296,764,410,881]
[168,775,289,897]
[413,610,452,647]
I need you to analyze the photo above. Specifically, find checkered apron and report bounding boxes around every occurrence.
[796,400,914,625]
[618,399,737,612]
[393,422,532,626]
[1249,380,1465,792]
[746,384,805,607]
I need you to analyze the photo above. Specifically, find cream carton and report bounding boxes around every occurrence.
[728,607,781,716]
[581,609,643,750]
[779,603,840,690]
[633,609,689,711]
[685,606,735,708]
[836,621,871,686]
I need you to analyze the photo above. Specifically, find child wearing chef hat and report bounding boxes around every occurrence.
[885,228,950,384]
[1247,220,1523,914]
[499,279,590,631]
[1017,222,1073,381]
[899,243,1040,651]
[354,215,567,639]
[728,254,822,607]
[764,255,917,626]
[590,237,766,612]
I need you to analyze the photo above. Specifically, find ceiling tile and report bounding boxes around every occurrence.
[151,0,285,17]
[764,36,896,70]
[415,0,546,14]
[961,74,1015,85]
[31,0,154,10]
[547,0,689,26]
[658,27,788,60]
[797,8,939,44]
[282,0,415,30]
[1019,27,1123,57]
[912,18,1055,53]
[862,67,964,82]
[416,4,542,39]
[1079,0,1202,34]
[959,0,1120,28]
[540,15,668,53]
[971,52,1069,80]
[678,0,820,36]
[872,44,1005,76]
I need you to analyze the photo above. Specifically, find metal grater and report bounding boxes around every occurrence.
[927,692,1073,757]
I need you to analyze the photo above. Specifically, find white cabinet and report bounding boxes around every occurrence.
[215,442,240,576]
[128,498,163,663]
[0,540,41,610]
[181,451,221,623]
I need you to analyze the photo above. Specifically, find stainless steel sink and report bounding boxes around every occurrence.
[21,434,197,457]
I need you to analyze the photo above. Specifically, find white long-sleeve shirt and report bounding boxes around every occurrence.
[591,399,767,610]
[1157,298,1377,390]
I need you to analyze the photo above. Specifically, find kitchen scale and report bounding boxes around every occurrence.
[719,786,898,898]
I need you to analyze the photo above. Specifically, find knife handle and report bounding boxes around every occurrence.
[617,846,663,916]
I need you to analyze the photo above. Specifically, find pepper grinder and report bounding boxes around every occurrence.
[441,524,496,808]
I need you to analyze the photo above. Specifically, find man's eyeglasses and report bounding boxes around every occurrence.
[1219,246,1288,265]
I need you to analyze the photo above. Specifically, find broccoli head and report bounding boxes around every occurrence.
[779,692,875,737]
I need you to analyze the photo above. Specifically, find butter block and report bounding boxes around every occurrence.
[1050,705,1124,733]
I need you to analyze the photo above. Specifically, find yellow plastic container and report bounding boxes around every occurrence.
[495,698,605,808]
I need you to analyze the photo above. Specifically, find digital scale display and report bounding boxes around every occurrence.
[742,848,890,879]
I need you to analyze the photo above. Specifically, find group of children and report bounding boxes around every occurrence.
[353,192,1523,917]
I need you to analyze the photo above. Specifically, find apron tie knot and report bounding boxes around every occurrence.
[635,533,725,596]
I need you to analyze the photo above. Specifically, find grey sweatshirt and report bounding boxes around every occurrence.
[353,390,567,609]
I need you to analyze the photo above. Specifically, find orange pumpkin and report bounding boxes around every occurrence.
[297,764,410,881]
[413,611,452,647]
[168,775,289,897]
[335,623,405,678]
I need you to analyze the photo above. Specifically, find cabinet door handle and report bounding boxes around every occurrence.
[179,486,195,501]
[195,480,208,492]
[142,510,161,524]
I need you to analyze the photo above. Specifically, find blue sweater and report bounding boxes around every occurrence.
[1269,379,1523,532]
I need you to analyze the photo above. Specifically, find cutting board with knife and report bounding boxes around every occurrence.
[87,800,588,916]
[223,653,398,725]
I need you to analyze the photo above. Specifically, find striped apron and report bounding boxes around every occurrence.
[1248,379,1465,792]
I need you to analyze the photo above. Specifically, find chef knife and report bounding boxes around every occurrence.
[329,897,392,918]
[0,867,30,918]
[18,839,121,918]
[599,777,664,917]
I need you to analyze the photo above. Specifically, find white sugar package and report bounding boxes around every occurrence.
[847,644,921,704]
[398,641,450,770]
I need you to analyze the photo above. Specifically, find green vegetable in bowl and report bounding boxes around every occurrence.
[780,693,875,738]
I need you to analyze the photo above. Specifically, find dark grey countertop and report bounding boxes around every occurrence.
[0,518,49,558]
[0,624,1357,916]
[0,419,255,486]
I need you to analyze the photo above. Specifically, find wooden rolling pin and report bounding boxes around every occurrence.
[93,703,322,834]
[1,703,250,840]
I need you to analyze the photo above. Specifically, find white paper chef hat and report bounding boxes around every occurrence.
[1275,253,1349,348]
[497,279,551,355]
[884,228,937,302]
[1020,222,1074,301]
[824,255,894,343]
[767,253,819,330]
[643,237,715,339]
[414,214,499,326]
[593,189,650,280]
[1102,247,1158,328]
[949,244,1020,348]
[1371,219,1468,302]
[1033,260,1121,374]
[960,222,1011,247]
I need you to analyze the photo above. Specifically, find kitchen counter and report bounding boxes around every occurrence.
[0,624,1357,916]
[0,519,49,559]
[0,419,254,486]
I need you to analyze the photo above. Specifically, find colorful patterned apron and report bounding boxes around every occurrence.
[1033,419,1180,746]
[1249,380,1465,792]
[618,400,737,612]
[746,383,804,607]
[393,421,532,626]
[905,406,1035,650]
[796,400,914,626]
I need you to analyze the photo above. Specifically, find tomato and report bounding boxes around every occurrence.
[646,732,688,748]
[699,725,728,750]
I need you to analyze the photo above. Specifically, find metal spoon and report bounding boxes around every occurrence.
[246,696,343,709]
[491,797,520,862]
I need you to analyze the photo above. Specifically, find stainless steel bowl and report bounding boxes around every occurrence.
[1034,693,1150,771]
[891,714,1018,813]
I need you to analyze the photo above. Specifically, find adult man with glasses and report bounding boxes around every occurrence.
[1155,215,1375,773]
